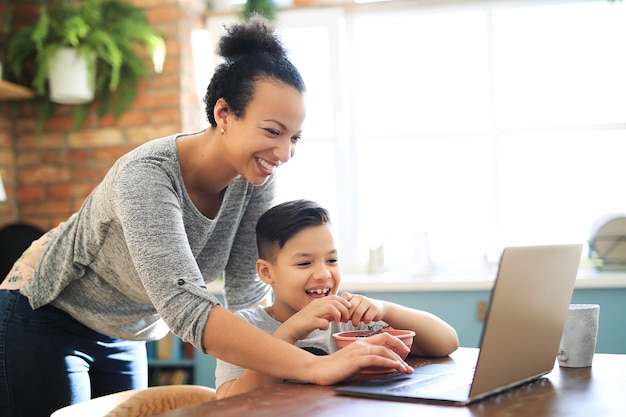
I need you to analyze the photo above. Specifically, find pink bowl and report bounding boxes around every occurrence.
[332,329,415,373]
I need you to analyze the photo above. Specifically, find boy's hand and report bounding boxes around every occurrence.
[340,291,385,326]
[275,296,351,343]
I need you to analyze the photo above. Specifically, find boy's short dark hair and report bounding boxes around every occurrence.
[256,199,331,262]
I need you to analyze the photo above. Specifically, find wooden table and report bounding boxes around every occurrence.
[155,348,624,417]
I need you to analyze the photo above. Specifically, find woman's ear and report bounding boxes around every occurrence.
[214,98,230,130]
[256,259,274,284]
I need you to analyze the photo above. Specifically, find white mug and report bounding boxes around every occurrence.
[557,304,600,368]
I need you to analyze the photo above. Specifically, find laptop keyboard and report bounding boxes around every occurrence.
[388,367,475,395]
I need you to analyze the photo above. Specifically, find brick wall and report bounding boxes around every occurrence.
[0,0,207,232]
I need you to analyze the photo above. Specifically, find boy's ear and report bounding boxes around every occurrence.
[256,259,274,284]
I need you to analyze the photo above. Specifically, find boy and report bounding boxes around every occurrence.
[215,199,459,398]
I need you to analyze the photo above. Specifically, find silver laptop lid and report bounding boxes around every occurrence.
[469,244,582,401]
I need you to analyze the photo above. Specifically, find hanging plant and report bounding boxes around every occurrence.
[241,0,277,22]
[4,0,165,132]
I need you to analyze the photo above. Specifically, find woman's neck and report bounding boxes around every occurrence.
[177,129,236,219]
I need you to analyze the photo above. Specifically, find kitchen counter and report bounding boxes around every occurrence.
[338,269,626,292]
[207,269,626,294]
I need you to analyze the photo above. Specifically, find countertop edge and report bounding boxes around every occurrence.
[207,270,626,294]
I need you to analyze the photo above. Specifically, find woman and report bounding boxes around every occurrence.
[0,16,413,417]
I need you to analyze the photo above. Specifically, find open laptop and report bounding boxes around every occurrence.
[335,244,583,405]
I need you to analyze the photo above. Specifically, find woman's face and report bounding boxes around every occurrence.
[223,78,306,186]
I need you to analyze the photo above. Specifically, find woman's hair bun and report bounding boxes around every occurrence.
[203,13,305,126]
[217,14,288,61]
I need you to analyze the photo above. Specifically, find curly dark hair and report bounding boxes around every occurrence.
[203,15,306,126]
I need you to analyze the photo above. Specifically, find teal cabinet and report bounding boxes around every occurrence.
[360,288,626,355]
[194,353,218,388]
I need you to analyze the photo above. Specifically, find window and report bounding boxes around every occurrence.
[206,0,626,277]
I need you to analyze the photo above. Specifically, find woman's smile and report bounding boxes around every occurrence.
[256,157,279,175]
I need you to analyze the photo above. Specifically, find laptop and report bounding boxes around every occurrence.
[335,244,583,405]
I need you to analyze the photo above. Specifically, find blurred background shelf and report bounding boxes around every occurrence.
[0,80,35,100]
[147,332,196,386]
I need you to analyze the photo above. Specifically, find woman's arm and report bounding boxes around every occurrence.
[216,296,357,398]
[204,306,414,396]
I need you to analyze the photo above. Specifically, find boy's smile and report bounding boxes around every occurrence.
[306,287,332,298]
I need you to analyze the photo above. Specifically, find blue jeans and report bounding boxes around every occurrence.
[0,290,147,417]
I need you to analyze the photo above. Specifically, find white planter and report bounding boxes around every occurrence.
[47,47,96,104]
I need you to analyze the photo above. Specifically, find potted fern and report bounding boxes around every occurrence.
[5,0,165,130]
[241,0,277,21]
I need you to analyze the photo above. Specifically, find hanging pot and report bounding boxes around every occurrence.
[47,47,96,104]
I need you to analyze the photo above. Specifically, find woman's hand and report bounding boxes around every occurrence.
[309,332,414,385]
[340,291,385,326]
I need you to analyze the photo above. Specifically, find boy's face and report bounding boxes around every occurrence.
[258,224,341,318]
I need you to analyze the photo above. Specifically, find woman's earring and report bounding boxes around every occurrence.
[220,128,225,135]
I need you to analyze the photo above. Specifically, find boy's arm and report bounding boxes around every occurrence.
[342,292,459,357]
[217,369,281,399]
[380,301,460,357]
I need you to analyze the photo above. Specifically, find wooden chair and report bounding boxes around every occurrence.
[50,385,217,417]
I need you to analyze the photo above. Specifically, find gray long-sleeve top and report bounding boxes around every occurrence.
[21,134,273,352]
